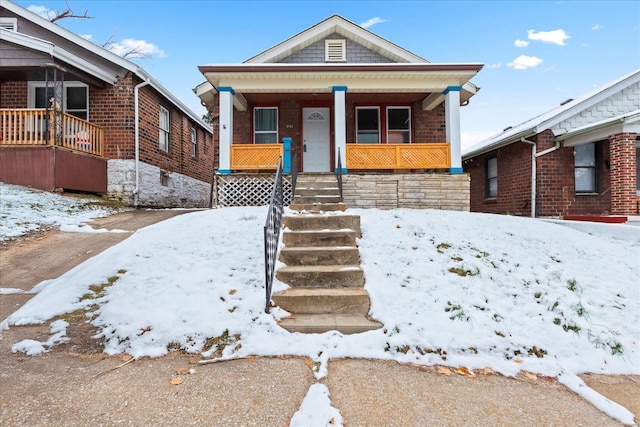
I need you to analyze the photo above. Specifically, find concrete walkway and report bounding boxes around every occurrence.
[0,209,637,426]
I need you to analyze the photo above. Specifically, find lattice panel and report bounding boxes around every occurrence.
[215,174,292,207]
[347,146,396,168]
[398,145,449,168]
[347,144,451,169]
[231,144,282,170]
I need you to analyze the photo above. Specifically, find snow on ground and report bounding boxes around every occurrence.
[2,184,639,425]
[0,183,126,242]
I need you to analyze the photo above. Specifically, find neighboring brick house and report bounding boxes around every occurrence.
[463,69,639,218]
[195,15,483,209]
[0,1,213,207]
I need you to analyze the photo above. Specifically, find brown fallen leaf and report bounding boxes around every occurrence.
[176,367,190,375]
[437,366,451,376]
[304,359,313,367]
[188,358,199,365]
[396,224,401,228]
[483,367,493,375]
[120,354,133,362]
[514,358,523,363]
[524,372,538,381]
[229,289,237,295]
[456,367,476,378]
[329,417,335,424]
[170,377,183,385]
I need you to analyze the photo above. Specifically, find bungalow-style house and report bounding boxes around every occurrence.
[462,69,639,218]
[195,15,483,210]
[0,1,213,208]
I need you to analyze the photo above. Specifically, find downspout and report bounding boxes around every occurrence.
[521,137,561,218]
[134,79,151,208]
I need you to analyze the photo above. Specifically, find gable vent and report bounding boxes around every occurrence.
[0,18,18,32]
[325,39,346,62]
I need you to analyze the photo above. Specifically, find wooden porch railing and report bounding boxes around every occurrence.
[231,143,283,170]
[346,143,451,169]
[0,109,104,157]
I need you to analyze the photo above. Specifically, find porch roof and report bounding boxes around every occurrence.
[198,62,483,111]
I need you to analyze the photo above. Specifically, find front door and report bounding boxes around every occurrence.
[303,107,330,172]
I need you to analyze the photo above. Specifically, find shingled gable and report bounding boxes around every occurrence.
[197,14,482,111]
[463,69,640,159]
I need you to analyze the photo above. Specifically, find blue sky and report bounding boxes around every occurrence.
[13,0,640,148]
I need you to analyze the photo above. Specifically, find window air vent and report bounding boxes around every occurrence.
[0,18,18,32]
[325,39,346,62]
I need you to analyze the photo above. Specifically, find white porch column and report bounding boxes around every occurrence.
[218,86,235,174]
[444,86,462,173]
[332,86,347,173]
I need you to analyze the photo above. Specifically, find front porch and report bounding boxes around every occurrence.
[0,108,107,193]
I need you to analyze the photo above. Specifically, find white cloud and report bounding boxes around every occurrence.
[514,39,529,48]
[527,29,570,45]
[360,17,387,29]
[27,5,56,20]
[592,24,603,31]
[508,55,543,70]
[107,38,166,59]
[486,62,502,69]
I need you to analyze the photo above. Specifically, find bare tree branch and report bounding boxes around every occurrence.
[49,1,93,23]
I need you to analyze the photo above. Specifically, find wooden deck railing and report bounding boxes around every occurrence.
[346,143,451,169]
[0,109,104,157]
[231,143,283,170]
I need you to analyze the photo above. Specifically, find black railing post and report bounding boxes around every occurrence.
[264,157,284,313]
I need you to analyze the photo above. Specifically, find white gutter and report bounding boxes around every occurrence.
[133,79,151,207]
[521,137,561,218]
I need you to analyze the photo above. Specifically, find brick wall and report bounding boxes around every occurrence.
[609,132,638,215]
[465,138,533,216]
[465,129,622,217]
[0,81,27,107]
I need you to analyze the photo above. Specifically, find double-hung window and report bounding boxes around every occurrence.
[254,107,278,143]
[191,127,197,157]
[28,81,89,120]
[159,106,170,152]
[387,107,411,143]
[356,107,380,143]
[486,156,498,198]
[574,143,598,193]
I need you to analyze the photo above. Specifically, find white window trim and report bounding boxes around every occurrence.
[253,107,278,144]
[325,39,346,62]
[486,156,498,198]
[356,106,380,144]
[159,106,170,152]
[386,106,412,143]
[27,81,89,119]
[191,127,197,157]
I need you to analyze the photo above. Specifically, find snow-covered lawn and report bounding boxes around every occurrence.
[1,183,639,425]
[0,183,125,241]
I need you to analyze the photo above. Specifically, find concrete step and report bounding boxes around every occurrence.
[289,202,346,212]
[278,313,383,334]
[284,214,361,237]
[294,187,340,197]
[275,265,364,288]
[293,195,342,204]
[283,230,357,247]
[279,246,360,266]
[272,288,370,315]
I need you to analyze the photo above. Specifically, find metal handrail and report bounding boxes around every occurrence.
[336,148,343,202]
[290,145,298,197]
[264,157,284,313]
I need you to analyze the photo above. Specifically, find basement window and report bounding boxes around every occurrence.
[325,39,346,62]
